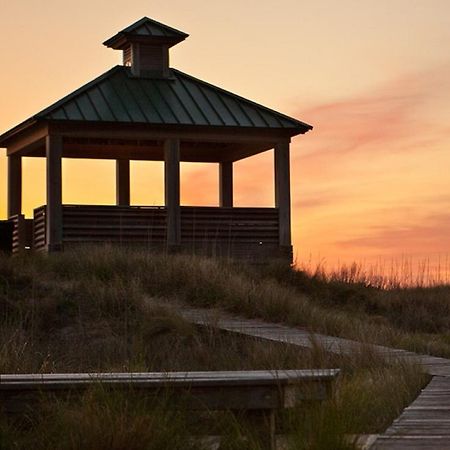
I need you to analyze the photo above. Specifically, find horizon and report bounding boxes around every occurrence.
[1,0,449,278]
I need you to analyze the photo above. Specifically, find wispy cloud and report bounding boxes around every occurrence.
[336,213,450,254]
[293,63,450,164]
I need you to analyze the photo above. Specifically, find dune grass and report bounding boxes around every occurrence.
[9,245,448,357]
[0,247,435,449]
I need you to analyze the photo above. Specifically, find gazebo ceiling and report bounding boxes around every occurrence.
[14,132,276,163]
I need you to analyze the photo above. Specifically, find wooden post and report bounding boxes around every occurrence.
[116,159,130,206]
[219,161,233,207]
[46,135,63,252]
[274,141,291,247]
[7,155,22,218]
[164,138,181,249]
[244,410,276,450]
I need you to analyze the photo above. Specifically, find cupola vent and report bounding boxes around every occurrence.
[103,17,188,78]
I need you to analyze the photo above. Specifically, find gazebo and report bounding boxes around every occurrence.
[0,17,312,263]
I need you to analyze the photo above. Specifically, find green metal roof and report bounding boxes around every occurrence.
[103,17,188,48]
[29,66,311,132]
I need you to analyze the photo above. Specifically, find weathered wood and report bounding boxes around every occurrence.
[0,369,339,450]
[7,155,22,218]
[274,141,291,247]
[25,140,276,163]
[0,372,338,430]
[30,204,288,262]
[46,135,63,252]
[9,214,32,254]
[49,121,294,145]
[61,205,167,245]
[180,307,450,450]
[5,122,48,155]
[164,138,181,248]
[32,206,46,251]
[3,121,292,163]
[0,220,14,254]
[219,161,233,207]
[373,377,450,449]
[116,159,130,206]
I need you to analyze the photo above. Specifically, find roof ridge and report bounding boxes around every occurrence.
[35,66,123,119]
[171,68,312,131]
[122,16,188,37]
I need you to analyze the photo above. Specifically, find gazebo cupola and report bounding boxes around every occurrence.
[103,17,188,78]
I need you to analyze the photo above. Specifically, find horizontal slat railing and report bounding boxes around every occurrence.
[181,206,279,244]
[62,205,167,245]
[9,215,21,254]
[33,206,46,251]
[29,205,286,262]
[10,214,33,254]
[180,206,281,261]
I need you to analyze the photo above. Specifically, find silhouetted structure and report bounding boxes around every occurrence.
[0,17,312,262]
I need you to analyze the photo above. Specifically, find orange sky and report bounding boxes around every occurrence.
[1,0,449,273]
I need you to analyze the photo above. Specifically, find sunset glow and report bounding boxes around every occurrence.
[1,0,449,276]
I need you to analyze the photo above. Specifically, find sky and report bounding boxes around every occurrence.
[0,0,449,277]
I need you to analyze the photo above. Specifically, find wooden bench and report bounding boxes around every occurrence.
[0,369,340,449]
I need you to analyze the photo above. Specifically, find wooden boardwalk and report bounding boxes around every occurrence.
[180,307,450,449]
[373,377,450,449]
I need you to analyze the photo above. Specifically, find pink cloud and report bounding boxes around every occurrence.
[336,213,450,254]
[292,63,450,166]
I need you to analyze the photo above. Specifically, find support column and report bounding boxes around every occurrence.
[219,161,233,207]
[116,159,130,206]
[274,141,291,247]
[164,138,181,249]
[7,155,22,218]
[46,135,63,252]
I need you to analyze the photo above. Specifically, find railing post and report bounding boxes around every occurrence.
[46,135,63,252]
[219,161,233,207]
[116,159,130,206]
[7,155,22,218]
[164,138,181,250]
[274,141,291,248]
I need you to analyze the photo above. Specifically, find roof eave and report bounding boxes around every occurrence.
[103,33,187,50]
[0,118,42,147]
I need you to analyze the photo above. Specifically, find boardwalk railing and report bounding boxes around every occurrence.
[0,369,339,450]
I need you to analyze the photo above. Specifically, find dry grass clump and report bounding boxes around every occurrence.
[0,388,200,450]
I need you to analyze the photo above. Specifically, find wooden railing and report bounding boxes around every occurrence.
[29,204,287,262]
[180,206,280,260]
[9,214,33,254]
[62,205,167,246]
[0,220,14,254]
[181,206,279,243]
[33,206,47,251]
[0,369,339,449]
